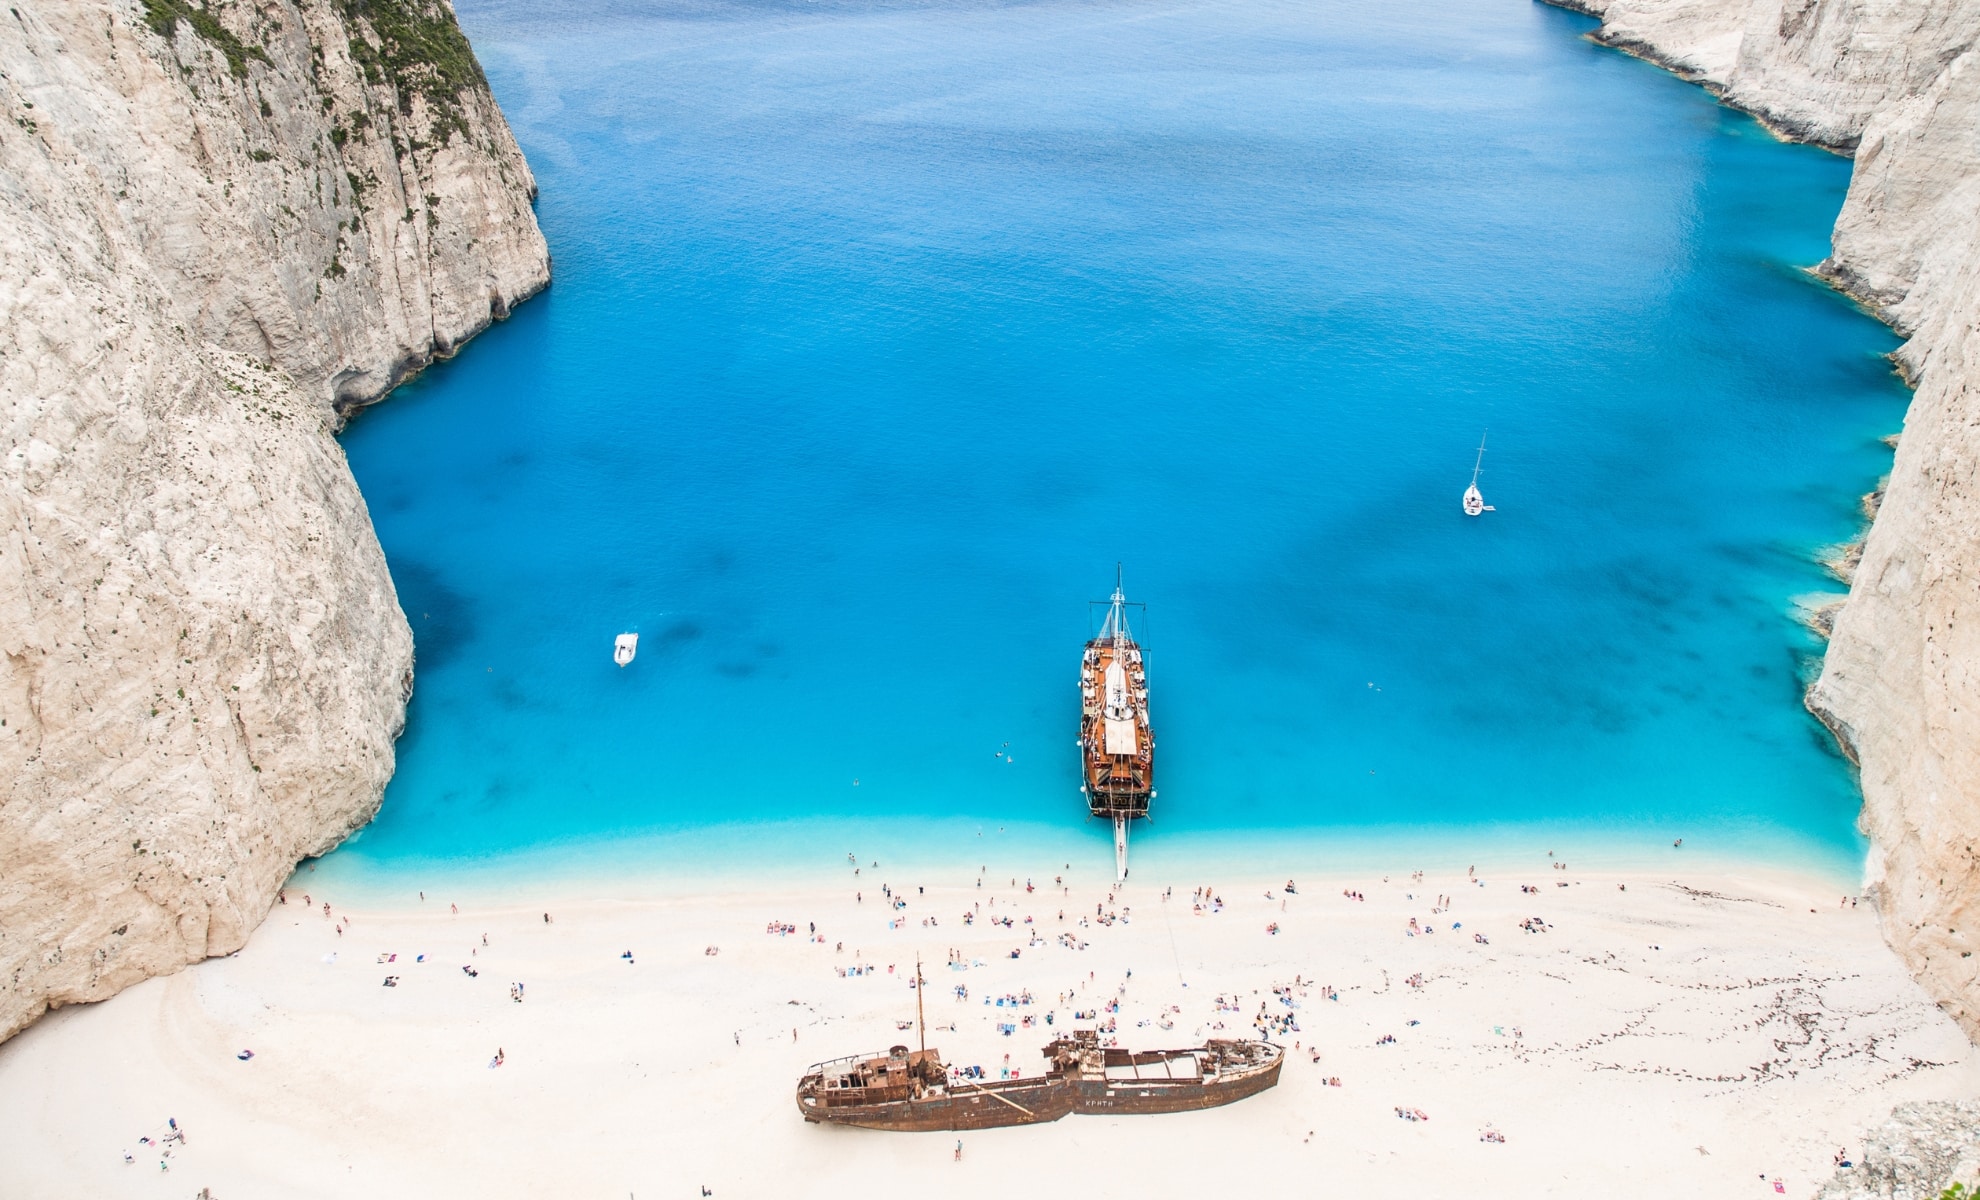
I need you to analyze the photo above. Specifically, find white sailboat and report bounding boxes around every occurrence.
[613,632,638,667]
[1462,433,1496,517]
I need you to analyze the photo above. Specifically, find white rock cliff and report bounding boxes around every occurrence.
[1549,0,1980,1036]
[4,0,1970,1051]
[0,0,547,1042]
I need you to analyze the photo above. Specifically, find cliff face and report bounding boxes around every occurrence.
[0,0,548,1042]
[1548,0,1980,1036]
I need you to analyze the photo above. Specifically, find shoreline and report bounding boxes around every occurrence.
[1543,0,1980,1052]
[298,813,1873,907]
[3,857,1962,1198]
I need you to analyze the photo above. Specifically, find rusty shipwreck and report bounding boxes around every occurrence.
[795,1030,1282,1131]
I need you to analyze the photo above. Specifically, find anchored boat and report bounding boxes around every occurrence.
[613,632,638,666]
[1081,568,1152,882]
[795,1031,1282,1131]
[1462,432,1496,517]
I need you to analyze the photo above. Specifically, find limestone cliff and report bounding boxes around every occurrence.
[0,0,548,1042]
[1816,1099,1980,1197]
[1546,0,1980,1036]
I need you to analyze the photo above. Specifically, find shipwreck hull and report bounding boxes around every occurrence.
[1072,1056,1284,1115]
[796,1035,1281,1131]
[798,1079,1074,1131]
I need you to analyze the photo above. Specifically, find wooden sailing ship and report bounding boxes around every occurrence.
[1081,568,1153,881]
[794,1030,1283,1132]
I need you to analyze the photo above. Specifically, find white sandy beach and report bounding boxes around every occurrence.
[2,857,1974,1199]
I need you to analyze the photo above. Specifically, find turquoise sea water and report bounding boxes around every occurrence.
[319,0,1907,892]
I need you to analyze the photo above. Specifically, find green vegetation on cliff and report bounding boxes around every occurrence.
[141,0,270,79]
[336,0,488,144]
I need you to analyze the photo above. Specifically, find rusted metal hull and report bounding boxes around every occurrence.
[796,1037,1284,1131]
[1070,1056,1284,1115]
[798,1078,1074,1131]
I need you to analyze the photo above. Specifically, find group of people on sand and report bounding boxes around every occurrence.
[779,867,1615,1126]
[123,1116,186,1173]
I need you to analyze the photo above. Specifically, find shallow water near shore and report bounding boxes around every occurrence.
[326,0,1904,891]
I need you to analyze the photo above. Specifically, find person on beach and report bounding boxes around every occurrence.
[955,1140,963,1162]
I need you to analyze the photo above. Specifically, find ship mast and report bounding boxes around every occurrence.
[915,957,926,1057]
[1471,431,1488,487]
[1103,562,1130,644]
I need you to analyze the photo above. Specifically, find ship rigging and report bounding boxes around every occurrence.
[1080,567,1153,882]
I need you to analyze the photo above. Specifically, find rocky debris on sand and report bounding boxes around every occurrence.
[1818,1100,1980,1200]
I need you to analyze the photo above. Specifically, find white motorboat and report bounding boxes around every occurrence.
[614,632,638,667]
[1463,433,1496,517]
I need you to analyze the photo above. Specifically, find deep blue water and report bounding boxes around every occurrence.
[321,0,1907,888]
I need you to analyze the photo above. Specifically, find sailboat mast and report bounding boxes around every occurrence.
[1471,431,1488,486]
